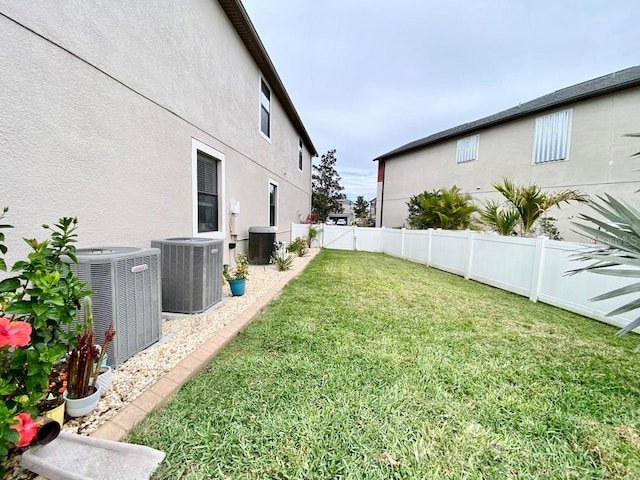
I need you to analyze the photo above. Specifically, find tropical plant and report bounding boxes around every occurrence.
[306,225,319,248]
[568,194,640,348]
[270,251,294,272]
[223,253,249,282]
[287,237,307,257]
[0,316,37,469]
[407,185,477,230]
[481,178,588,236]
[0,211,93,472]
[479,200,521,236]
[312,149,347,222]
[66,297,115,399]
[3,217,91,347]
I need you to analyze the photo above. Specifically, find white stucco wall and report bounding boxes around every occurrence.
[379,88,640,240]
[0,1,313,265]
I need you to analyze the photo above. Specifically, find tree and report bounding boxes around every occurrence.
[480,178,588,236]
[406,185,477,230]
[312,149,346,222]
[354,196,369,220]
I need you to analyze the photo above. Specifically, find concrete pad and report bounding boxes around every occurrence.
[21,431,164,480]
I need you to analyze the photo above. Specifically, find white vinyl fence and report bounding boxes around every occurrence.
[291,223,637,332]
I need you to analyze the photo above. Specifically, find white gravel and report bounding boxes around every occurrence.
[63,250,318,435]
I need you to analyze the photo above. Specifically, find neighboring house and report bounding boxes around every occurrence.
[0,0,316,264]
[368,198,377,225]
[328,199,354,225]
[373,66,640,240]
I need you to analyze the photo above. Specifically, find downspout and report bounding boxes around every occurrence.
[377,160,385,227]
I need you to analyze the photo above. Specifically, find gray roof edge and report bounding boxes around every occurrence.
[374,65,640,162]
[218,0,317,156]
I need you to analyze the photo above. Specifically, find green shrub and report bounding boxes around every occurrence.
[287,237,307,257]
[407,185,477,230]
[0,211,90,472]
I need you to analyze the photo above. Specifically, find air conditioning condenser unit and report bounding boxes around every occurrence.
[151,237,223,314]
[69,247,162,367]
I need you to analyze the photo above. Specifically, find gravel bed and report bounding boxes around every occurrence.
[4,250,317,479]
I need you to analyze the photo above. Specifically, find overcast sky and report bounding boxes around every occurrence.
[242,0,639,201]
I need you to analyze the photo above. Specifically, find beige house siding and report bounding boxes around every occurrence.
[377,86,640,240]
[0,1,314,264]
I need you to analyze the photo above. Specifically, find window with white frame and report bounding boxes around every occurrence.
[269,181,278,227]
[197,151,219,233]
[532,109,572,164]
[298,138,303,171]
[260,78,271,138]
[192,139,225,238]
[456,134,479,163]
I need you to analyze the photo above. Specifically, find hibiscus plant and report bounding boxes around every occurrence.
[0,209,91,473]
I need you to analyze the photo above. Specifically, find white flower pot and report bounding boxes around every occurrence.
[63,386,101,417]
[96,366,113,396]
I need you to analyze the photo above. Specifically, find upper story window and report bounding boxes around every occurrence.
[260,78,271,138]
[532,109,572,164]
[456,134,479,163]
[298,138,303,171]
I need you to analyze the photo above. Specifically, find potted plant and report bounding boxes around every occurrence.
[37,361,68,426]
[223,253,249,297]
[63,297,115,417]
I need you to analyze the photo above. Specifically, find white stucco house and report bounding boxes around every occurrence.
[0,0,316,263]
[373,66,640,240]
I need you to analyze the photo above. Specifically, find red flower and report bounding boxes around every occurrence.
[0,317,32,348]
[11,413,42,447]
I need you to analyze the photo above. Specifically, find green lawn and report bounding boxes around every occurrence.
[127,250,640,479]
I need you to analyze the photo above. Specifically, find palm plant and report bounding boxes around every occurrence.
[569,194,640,347]
[406,185,477,230]
[481,178,588,236]
[479,200,520,236]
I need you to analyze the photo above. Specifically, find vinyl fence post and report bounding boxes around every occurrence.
[426,228,433,267]
[380,227,385,253]
[529,235,547,302]
[464,230,475,280]
[353,224,357,251]
[401,228,406,259]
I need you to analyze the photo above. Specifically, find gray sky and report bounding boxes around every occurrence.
[242,0,639,201]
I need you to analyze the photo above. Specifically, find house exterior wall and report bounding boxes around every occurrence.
[0,0,313,265]
[378,87,640,240]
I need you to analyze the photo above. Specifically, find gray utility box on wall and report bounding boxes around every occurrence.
[151,237,223,314]
[248,226,277,265]
[68,247,162,368]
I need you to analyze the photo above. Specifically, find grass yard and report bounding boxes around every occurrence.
[127,250,640,479]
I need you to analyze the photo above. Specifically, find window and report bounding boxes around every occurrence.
[269,181,278,227]
[197,151,218,232]
[260,78,271,138]
[191,139,225,238]
[533,110,571,164]
[456,135,479,163]
[298,138,303,171]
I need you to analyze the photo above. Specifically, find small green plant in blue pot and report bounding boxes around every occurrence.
[223,253,249,297]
